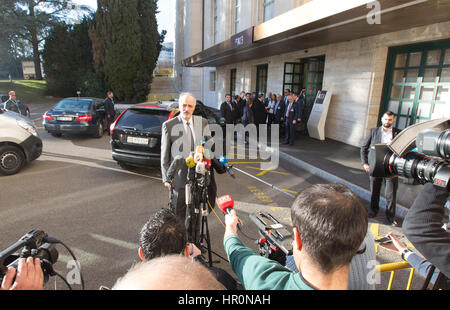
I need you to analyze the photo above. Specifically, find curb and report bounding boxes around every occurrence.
[278,150,409,220]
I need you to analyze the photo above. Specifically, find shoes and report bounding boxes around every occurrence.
[386,216,399,227]
[282,141,289,145]
[368,209,378,218]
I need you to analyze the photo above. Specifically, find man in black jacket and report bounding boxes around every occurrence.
[104,91,115,135]
[219,94,236,125]
[360,111,401,225]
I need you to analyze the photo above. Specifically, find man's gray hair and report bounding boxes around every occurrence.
[179,92,196,105]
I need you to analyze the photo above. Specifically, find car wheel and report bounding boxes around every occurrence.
[117,161,131,170]
[0,145,25,176]
[51,133,62,137]
[94,121,104,138]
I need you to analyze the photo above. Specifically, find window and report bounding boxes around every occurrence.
[210,71,216,91]
[230,69,237,97]
[382,40,450,130]
[256,64,268,96]
[234,0,241,34]
[263,0,275,22]
[283,62,303,95]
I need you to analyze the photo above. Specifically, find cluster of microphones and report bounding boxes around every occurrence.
[166,141,235,185]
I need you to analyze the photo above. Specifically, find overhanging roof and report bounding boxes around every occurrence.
[182,0,450,68]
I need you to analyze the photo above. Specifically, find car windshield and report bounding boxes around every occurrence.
[53,99,92,112]
[117,109,169,131]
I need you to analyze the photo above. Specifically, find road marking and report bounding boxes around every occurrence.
[244,166,290,176]
[89,233,139,250]
[57,247,105,267]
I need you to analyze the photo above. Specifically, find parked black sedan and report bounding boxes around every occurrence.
[43,97,107,138]
[110,100,224,169]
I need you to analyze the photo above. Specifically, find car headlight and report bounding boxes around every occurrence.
[17,119,38,137]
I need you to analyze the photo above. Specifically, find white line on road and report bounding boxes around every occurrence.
[89,233,139,251]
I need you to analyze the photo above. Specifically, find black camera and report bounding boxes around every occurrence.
[0,230,59,284]
[369,119,450,190]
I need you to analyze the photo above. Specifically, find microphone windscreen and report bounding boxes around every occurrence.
[186,156,195,168]
[217,195,234,214]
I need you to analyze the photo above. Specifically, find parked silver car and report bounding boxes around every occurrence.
[0,109,42,175]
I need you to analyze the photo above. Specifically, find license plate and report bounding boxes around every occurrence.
[127,136,148,145]
[57,116,72,121]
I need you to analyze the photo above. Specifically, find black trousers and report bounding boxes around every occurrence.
[369,176,398,219]
[284,120,295,144]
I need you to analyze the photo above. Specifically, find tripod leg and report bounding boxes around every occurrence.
[204,214,213,267]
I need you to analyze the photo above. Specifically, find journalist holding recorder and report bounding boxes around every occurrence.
[223,183,368,290]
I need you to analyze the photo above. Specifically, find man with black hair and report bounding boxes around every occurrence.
[104,91,115,135]
[139,208,238,290]
[224,183,368,290]
[360,111,401,226]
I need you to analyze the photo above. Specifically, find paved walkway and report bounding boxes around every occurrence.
[274,132,423,221]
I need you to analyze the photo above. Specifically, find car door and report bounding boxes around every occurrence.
[95,99,106,127]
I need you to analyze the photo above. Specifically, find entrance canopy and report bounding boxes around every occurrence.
[182,0,450,68]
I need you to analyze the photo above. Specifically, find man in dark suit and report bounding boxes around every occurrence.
[282,89,291,106]
[360,111,401,226]
[161,93,213,221]
[283,95,299,146]
[273,94,285,124]
[104,91,115,135]
[220,94,236,125]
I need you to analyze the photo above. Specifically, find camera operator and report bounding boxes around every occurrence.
[138,208,238,290]
[224,184,368,290]
[402,182,450,288]
[1,257,43,290]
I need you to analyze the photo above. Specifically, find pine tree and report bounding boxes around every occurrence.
[104,0,142,103]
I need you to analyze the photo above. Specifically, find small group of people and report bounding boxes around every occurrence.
[220,89,305,146]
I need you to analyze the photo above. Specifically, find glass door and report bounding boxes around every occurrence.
[256,64,268,96]
[382,40,450,130]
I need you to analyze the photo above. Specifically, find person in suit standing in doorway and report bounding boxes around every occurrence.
[360,111,401,226]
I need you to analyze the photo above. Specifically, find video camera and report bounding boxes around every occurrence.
[0,230,58,285]
[0,229,83,289]
[369,118,450,190]
[249,211,293,266]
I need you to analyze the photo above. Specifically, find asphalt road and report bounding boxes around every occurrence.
[0,103,426,291]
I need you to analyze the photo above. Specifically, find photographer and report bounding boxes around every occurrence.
[138,208,238,290]
[402,182,450,287]
[224,184,368,290]
[1,257,43,290]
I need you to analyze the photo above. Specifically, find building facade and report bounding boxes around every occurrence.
[176,0,450,147]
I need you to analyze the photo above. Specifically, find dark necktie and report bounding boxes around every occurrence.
[186,121,194,152]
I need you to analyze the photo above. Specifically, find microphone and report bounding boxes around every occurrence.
[166,155,185,184]
[217,195,241,230]
[185,155,195,168]
[203,158,212,169]
[194,145,204,163]
[219,156,235,179]
[195,161,207,175]
[217,195,234,215]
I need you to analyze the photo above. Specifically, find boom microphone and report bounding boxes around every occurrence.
[219,156,235,179]
[167,155,185,183]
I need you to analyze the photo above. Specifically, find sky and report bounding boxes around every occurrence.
[72,0,175,43]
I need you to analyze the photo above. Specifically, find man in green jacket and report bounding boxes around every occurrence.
[223,183,368,290]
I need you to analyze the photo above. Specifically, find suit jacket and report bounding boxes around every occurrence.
[251,99,267,125]
[295,99,304,120]
[3,99,19,114]
[360,126,401,165]
[241,104,254,127]
[273,101,285,123]
[161,115,212,190]
[104,97,115,116]
[284,101,299,123]
[220,101,236,124]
